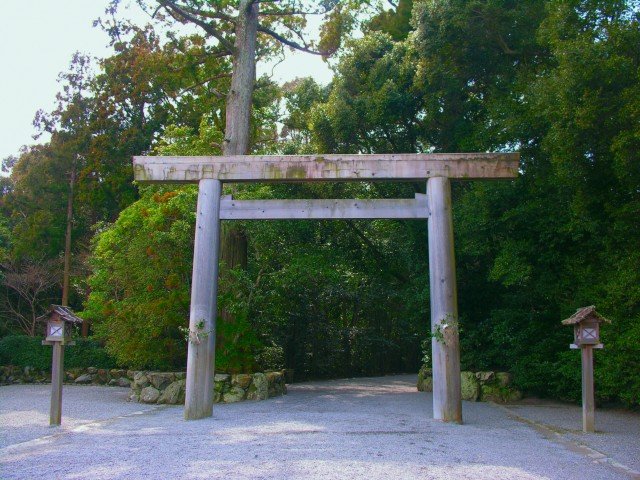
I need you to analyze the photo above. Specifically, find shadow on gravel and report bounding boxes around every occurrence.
[1,375,637,480]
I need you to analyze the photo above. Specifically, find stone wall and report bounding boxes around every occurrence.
[0,365,287,406]
[0,365,132,387]
[417,365,522,403]
[129,371,287,405]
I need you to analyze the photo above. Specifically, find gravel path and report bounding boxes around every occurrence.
[0,384,156,449]
[499,398,640,474]
[1,375,638,480]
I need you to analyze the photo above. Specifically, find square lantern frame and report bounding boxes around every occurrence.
[563,305,608,350]
[38,305,82,346]
[573,320,600,346]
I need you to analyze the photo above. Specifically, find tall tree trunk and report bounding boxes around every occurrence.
[62,158,87,336]
[62,160,75,307]
[217,0,258,348]
[223,0,258,158]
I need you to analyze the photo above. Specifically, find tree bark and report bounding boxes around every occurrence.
[223,0,258,158]
[216,0,259,351]
[62,160,76,310]
[221,0,258,265]
[219,0,257,327]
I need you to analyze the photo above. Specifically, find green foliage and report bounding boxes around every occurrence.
[255,344,285,371]
[0,335,116,371]
[309,32,420,154]
[297,0,640,405]
[408,0,640,406]
[83,186,197,370]
[216,305,262,374]
[84,119,267,371]
[3,0,640,409]
[241,181,428,378]
[83,184,268,371]
[367,0,414,40]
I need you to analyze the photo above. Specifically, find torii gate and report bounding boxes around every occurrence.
[133,153,519,422]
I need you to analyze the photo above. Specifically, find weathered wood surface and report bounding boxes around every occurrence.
[581,345,595,433]
[133,153,519,183]
[50,342,64,426]
[427,177,463,424]
[185,179,222,420]
[220,194,429,220]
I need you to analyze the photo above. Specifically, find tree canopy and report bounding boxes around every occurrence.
[1,0,639,406]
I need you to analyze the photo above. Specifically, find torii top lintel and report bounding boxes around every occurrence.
[133,153,519,183]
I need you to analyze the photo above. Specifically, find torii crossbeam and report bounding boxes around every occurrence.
[133,153,519,422]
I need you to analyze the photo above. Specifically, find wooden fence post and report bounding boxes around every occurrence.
[184,179,222,420]
[427,177,462,423]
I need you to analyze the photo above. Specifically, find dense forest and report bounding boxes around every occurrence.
[0,0,638,407]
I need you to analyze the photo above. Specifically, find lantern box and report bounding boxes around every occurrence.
[37,305,83,345]
[561,306,609,348]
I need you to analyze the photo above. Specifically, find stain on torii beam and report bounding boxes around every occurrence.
[133,153,520,183]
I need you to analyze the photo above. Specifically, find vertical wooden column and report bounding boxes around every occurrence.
[581,345,595,432]
[50,342,64,426]
[427,177,462,423]
[185,179,222,420]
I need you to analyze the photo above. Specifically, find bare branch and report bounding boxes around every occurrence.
[180,73,231,98]
[158,0,235,54]
[177,4,237,25]
[257,25,325,56]
[1,259,59,336]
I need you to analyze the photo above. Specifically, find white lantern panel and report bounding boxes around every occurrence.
[49,322,65,337]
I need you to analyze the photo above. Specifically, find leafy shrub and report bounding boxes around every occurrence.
[255,344,285,371]
[84,186,264,371]
[0,335,117,371]
[83,186,196,370]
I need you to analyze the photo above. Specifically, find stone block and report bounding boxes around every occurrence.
[148,372,174,390]
[223,386,246,403]
[117,377,131,388]
[158,380,186,405]
[232,374,252,389]
[74,373,94,384]
[94,369,110,384]
[417,376,433,392]
[475,371,495,383]
[481,384,522,403]
[132,372,150,390]
[248,373,268,400]
[140,386,160,404]
[460,371,480,401]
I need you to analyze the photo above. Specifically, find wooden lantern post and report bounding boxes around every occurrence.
[39,305,83,426]
[561,306,609,433]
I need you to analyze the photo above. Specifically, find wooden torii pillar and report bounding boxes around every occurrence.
[133,153,519,422]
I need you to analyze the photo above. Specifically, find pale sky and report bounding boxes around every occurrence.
[0,1,333,162]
